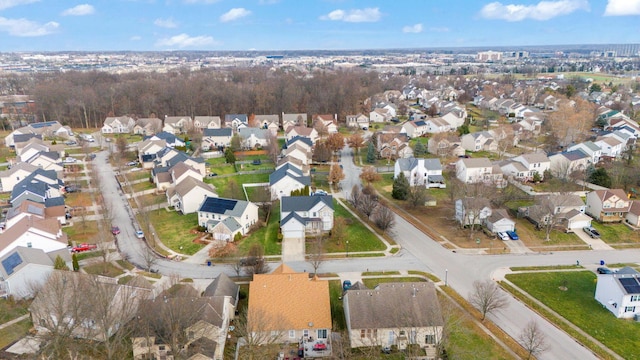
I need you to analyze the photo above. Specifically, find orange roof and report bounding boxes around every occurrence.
[248,263,331,331]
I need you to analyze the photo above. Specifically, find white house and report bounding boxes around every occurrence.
[312,114,338,134]
[193,116,222,131]
[102,116,135,134]
[626,201,640,227]
[595,137,624,159]
[285,126,318,144]
[549,150,591,179]
[0,162,38,192]
[167,177,217,215]
[401,120,428,138]
[456,158,505,186]
[586,189,631,223]
[568,141,602,164]
[197,196,259,238]
[455,198,492,226]
[460,131,497,152]
[484,209,515,233]
[370,108,391,123]
[509,153,551,181]
[595,267,640,319]
[269,164,311,200]
[346,114,369,129]
[280,195,334,239]
[423,118,451,134]
[282,113,307,130]
[202,128,233,150]
[0,217,68,259]
[224,114,248,132]
[238,127,270,149]
[394,158,445,188]
[163,116,193,134]
[253,114,280,136]
[0,246,70,299]
[133,118,162,136]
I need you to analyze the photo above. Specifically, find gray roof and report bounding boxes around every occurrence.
[281,195,333,212]
[207,216,242,233]
[561,149,589,161]
[280,212,306,226]
[198,196,252,217]
[269,164,310,186]
[0,246,53,278]
[345,282,443,329]
[203,273,239,303]
[396,157,442,172]
[285,136,313,149]
[238,127,269,140]
[203,128,232,137]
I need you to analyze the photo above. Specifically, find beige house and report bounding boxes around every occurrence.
[133,118,162,136]
[193,116,222,131]
[343,282,443,356]
[586,189,631,223]
[0,162,38,192]
[167,177,217,214]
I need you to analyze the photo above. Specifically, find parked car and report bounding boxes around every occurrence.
[342,280,352,291]
[583,226,601,238]
[251,159,262,165]
[105,138,112,142]
[207,172,218,177]
[88,154,96,160]
[65,184,80,193]
[497,232,510,241]
[111,226,120,235]
[63,157,77,163]
[506,230,519,240]
[71,243,97,253]
[127,161,138,166]
[65,140,77,146]
[597,267,614,274]
[135,230,144,239]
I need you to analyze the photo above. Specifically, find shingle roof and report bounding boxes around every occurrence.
[175,177,215,198]
[198,196,251,217]
[0,246,53,278]
[345,282,443,329]
[269,165,310,186]
[203,273,239,303]
[238,127,269,140]
[285,136,313,149]
[281,195,333,212]
[203,128,232,137]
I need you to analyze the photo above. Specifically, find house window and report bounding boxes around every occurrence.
[317,329,327,339]
[158,345,165,351]
[625,306,635,312]
[399,330,406,336]
[360,329,366,338]
[27,242,32,248]
[631,295,640,302]
[425,334,436,344]
[303,329,309,338]
[289,330,296,338]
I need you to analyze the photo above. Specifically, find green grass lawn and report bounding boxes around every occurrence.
[528,178,584,193]
[236,205,281,256]
[209,163,236,175]
[148,210,203,255]
[312,172,329,190]
[324,201,386,253]
[506,271,640,360]
[362,277,426,288]
[0,298,30,323]
[63,220,98,244]
[329,280,346,330]
[0,319,32,350]
[205,173,270,199]
[591,222,640,244]
[132,181,155,192]
[83,262,125,277]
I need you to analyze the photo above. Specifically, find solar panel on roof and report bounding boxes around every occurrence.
[2,252,23,276]
[201,198,237,214]
[619,277,640,294]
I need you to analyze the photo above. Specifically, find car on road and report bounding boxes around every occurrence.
[65,140,77,146]
[597,267,614,274]
[127,161,138,166]
[207,172,218,177]
[497,232,510,241]
[135,230,144,239]
[506,230,519,240]
[111,226,120,235]
[71,243,97,253]
[583,226,601,238]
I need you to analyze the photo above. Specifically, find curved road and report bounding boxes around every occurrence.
[96,148,640,360]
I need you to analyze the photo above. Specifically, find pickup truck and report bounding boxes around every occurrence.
[71,243,97,253]
[583,226,601,238]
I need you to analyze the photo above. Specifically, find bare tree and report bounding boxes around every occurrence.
[359,166,381,184]
[307,234,326,275]
[235,307,287,360]
[407,185,429,208]
[358,193,379,220]
[347,133,365,155]
[243,243,268,276]
[139,246,159,272]
[468,280,508,320]
[265,132,280,164]
[528,194,575,241]
[519,320,549,360]
[373,204,395,234]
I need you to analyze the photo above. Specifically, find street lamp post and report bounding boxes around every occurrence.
[445,269,448,286]
[346,240,349,258]
[476,238,480,251]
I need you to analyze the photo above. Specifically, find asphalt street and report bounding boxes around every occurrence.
[96,145,640,360]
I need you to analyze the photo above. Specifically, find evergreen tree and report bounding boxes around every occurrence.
[53,255,69,271]
[588,167,612,188]
[224,147,236,164]
[72,253,79,272]
[366,142,376,164]
[414,141,426,156]
[392,172,410,200]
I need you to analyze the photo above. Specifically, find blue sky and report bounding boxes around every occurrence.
[0,0,639,51]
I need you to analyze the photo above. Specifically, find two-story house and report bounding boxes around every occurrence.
[460,131,497,152]
[224,114,248,132]
[202,128,233,151]
[595,267,640,319]
[567,141,602,164]
[586,189,631,223]
[238,127,270,149]
[504,153,550,181]
[280,195,334,239]
[193,116,222,131]
[163,116,193,134]
[394,158,445,188]
[102,116,135,134]
[197,196,259,239]
[282,113,308,130]
[346,114,369,129]
[269,164,311,200]
[456,158,505,187]
[549,150,591,179]
[400,120,428,138]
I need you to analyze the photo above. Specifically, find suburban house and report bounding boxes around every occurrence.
[283,144,313,165]
[5,199,66,230]
[17,141,52,162]
[501,153,551,181]
[277,156,309,176]
[595,136,624,159]
[343,282,443,356]
[252,114,280,135]
[427,133,465,158]
[30,271,152,342]
[137,139,167,168]
[247,264,331,355]
[169,162,204,184]
[238,127,270,149]
[595,267,640,319]
[102,116,135,134]
[626,201,640,227]
[202,128,233,150]
[224,114,248,132]
[521,194,591,232]
[586,189,631,223]
[282,113,308,130]
[285,126,319,144]
[312,114,338,134]
[423,117,451,134]
[370,108,392,123]
[159,150,206,176]
[197,196,259,238]
[280,195,334,239]
[11,174,64,207]
[24,151,63,174]
[133,117,162,136]
[455,198,492,227]
[401,120,428,138]
[166,177,217,215]
[145,132,185,148]
[456,158,505,187]
[460,131,497,152]
[567,141,602,164]
[5,121,72,148]
[484,209,516,233]
[285,136,314,153]
[346,114,369,129]
[379,137,413,160]
[0,162,38,192]
[549,150,591,179]
[0,217,68,258]
[269,164,311,200]
[163,116,193,134]
[0,246,71,299]
[193,116,222,131]
[394,158,445,188]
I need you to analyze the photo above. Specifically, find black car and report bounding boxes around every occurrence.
[251,159,262,165]
[597,267,613,274]
[207,172,218,177]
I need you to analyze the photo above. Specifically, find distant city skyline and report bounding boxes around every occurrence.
[0,0,639,52]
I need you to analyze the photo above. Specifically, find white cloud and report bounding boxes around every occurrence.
[0,17,58,36]
[430,27,450,32]
[320,7,382,22]
[154,17,178,28]
[0,0,39,11]
[130,35,142,41]
[604,0,640,16]
[61,4,95,16]
[155,33,218,48]
[402,24,423,33]
[220,8,251,22]
[479,0,589,21]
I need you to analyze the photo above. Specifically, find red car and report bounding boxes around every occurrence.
[71,243,97,253]
[111,226,120,235]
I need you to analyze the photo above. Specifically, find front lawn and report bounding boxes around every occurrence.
[506,271,640,360]
[512,217,586,249]
[83,262,125,277]
[591,222,640,244]
[205,173,270,199]
[0,319,32,350]
[148,210,203,255]
[131,181,155,192]
[63,220,99,243]
[236,205,281,256]
[323,201,386,253]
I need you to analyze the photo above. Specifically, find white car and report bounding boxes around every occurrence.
[498,232,510,241]
[63,157,77,163]
[136,230,144,239]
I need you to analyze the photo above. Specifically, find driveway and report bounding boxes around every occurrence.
[573,227,614,250]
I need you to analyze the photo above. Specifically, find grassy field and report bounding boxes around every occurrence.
[323,201,387,253]
[591,222,640,244]
[148,211,204,255]
[0,299,30,324]
[131,181,155,192]
[83,262,125,277]
[236,205,281,256]
[506,271,640,360]
[63,220,98,244]
[528,178,584,192]
[208,163,236,175]
[205,173,270,199]
[0,319,32,350]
